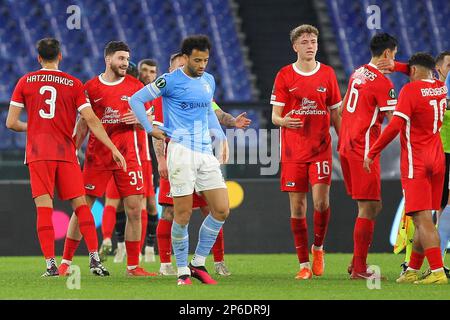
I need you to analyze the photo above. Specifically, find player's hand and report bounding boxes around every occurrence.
[282,110,303,129]
[112,148,127,172]
[363,156,373,173]
[158,159,169,180]
[234,112,252,129]
[121,111,140,125]
[376,58,395,74]
[151,126,166,140]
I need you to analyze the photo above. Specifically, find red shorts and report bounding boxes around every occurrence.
[402,173,444,215]
[142,160,155,197]
[281,158,332,192]
[340,154,381,201]
[105,161,155,199]
[83,166,144,198]
[28,160,85,200]
[158,177,208,208]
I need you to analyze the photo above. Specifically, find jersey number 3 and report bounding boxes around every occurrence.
[39,85,57,119]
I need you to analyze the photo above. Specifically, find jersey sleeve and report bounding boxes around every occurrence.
[75,80,91,112]
[375,80,397,112]
[10,77,26,108]
[146,73,171,100]
[270,71,289,107]
[326,68,342,110]
[393,85,414,121]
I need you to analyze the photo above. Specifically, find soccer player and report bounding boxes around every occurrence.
[338,33,399,279]
[130,35,230,285]
[5,38,125,276]
[364,52,448,284]
[100,59,159,263]
[153,52,250,276]
[59,41,165,277]
[271,24,342,280]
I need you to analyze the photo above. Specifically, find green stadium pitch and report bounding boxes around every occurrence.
[0,254,448,300]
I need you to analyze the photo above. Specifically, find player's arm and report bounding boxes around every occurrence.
[74,117,88,149]
[208,103,229,164]
[152,137,168,179]
[213,101,251,129]
[364,115,404,172]
[376,59,410,75]
[80,106,127,171]
[272,106,302,128]
[330,108,341,135]
[129,84,165,140]
[6,105,27,132]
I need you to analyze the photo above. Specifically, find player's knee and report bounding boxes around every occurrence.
[212,207,230,222]
[313,200,329,213]
[175,210,192,225]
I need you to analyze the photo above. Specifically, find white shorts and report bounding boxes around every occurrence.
[167,141,227,197]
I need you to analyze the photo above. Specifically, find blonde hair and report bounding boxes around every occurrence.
[290,24,319,43]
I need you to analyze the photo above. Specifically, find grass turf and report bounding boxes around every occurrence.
[0,254,448,300]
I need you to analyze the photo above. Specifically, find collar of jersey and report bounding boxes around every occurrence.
[367,62,379,70]
[40,68,62,72]
[292,62,321,76]
[98,74,126,86]
[180,68,201,80]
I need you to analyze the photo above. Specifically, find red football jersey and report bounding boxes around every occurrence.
[338,64,397,159]
[394,79,447,179]
[152,97,163,126]
[270,63,342,163]
[10,69,90,164]
[84,74,145,170]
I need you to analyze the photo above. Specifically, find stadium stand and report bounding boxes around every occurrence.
[327,0,450,91]
[0,0,254,102]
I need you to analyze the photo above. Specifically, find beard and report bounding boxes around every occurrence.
[111,64,126,78]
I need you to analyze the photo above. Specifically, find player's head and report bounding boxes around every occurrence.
[138,59,158,85]
[369,33,398,60]
[169,52,186,72]
[181,35,211,77]
[290,24,319,61]
[408,52,436,81]
[435,51,450,81]
[104,41,130,78]
[127,61,139,79]
[36,38,62,65]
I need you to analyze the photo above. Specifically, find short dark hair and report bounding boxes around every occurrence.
[181,35,211,56]
[138,59,157,70]
[408,52,436,70]
[127,61,139,78]
[169,52,184,65]
[436,51,450,65]
[104,41,130,57]
[36,38,61,61]
[369,33,398,57]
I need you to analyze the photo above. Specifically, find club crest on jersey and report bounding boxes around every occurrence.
[317,86,327,92]
[121,95,130,101]
[203,83,211,94]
